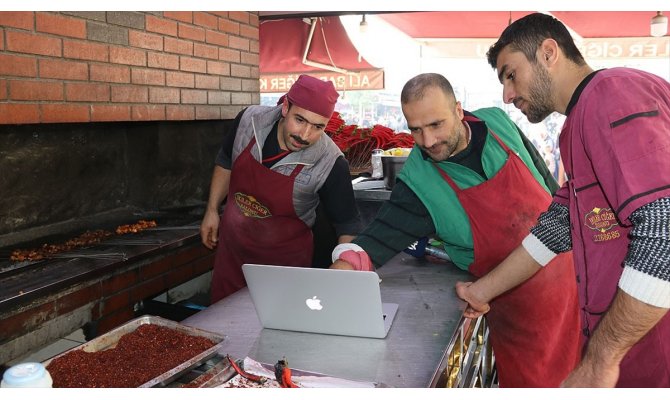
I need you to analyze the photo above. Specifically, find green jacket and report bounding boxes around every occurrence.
[398,107,555,269]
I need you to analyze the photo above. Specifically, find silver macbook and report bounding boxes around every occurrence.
[242,264,399,339]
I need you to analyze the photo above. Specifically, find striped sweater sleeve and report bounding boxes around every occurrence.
[620,197,670,308]
[522,201,572,266]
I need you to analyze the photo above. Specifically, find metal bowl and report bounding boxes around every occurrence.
[381,155,408,190]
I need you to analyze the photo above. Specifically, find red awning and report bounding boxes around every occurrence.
[259,17,384,92]
[260,16,377,73]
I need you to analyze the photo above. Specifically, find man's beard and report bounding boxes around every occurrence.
[421,123,464,162]
[523,63,554,123]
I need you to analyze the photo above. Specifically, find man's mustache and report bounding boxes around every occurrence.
[290,134,310,146]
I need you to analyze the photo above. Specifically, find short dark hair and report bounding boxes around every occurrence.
[401,73,455,105]
[486,13,586,69]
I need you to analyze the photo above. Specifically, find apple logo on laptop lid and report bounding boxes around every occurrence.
[305,296,323,310]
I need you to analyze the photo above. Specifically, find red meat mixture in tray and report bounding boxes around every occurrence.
[46,324,215,388]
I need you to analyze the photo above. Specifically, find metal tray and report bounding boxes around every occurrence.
[43,315,226,388]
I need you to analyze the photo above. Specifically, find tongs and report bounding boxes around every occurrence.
[226,354,266,384]
[225,355,299,387]
[274,357,299,388]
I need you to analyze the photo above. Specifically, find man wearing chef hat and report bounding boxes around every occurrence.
[201,74,361,302]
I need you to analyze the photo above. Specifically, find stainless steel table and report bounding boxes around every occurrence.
[182,253,472,388]
[353,188,391,201]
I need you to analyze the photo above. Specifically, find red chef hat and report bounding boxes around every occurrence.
[284,75,339,119]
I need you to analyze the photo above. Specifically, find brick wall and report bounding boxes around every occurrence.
[0,11,260,125]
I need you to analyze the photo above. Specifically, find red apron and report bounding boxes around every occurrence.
[210,137,313,303]
[435,118,581,387]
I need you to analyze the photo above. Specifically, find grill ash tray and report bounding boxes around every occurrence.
[43,315,225,388]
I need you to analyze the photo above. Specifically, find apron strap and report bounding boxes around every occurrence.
[289,164,305,178]
[247,135,305,179]
[487,129,514,154]
[432,162,461,192]
[432,117,512,193]
[464,113,514,154]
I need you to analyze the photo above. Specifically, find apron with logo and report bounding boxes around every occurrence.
[210,137,313,303]
[435,118,580,387]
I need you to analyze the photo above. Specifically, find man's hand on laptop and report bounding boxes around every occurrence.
[331,259,355,270]
[330,243,373,271]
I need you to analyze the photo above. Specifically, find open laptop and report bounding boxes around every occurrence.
[242,264,399,339]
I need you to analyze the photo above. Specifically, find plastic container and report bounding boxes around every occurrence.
[1,362,53,388]
[371,149,384,179]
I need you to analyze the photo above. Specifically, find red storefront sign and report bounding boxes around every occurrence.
[260,69,385,93]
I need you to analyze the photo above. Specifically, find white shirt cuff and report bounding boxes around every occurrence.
[331,243,365,262]
[619,265,670,308]
[521,233,557,267]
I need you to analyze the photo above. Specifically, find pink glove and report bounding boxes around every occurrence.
[332,244,373,271]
